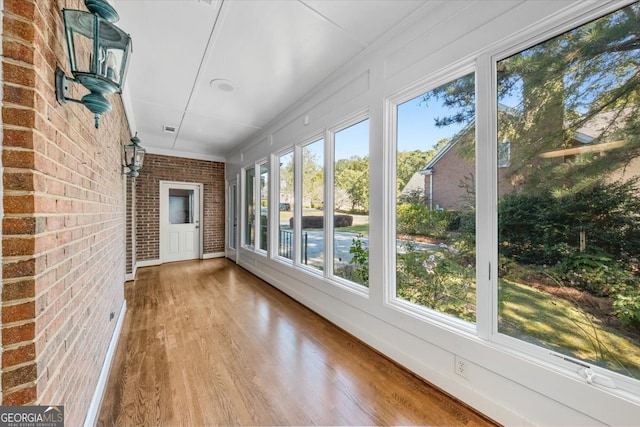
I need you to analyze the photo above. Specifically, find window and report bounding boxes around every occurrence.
[278,151,295,261]
[169,189,194,224]
[258,162,269,252]
[496,2,640,381]
[395,73,477,323]
[301,139,324,271]
[333,119,369,286]
[244,167,255,247]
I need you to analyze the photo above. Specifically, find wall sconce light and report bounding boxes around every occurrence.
[56,0,132,128]
[123,133,146,178]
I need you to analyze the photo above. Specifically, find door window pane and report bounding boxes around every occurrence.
[302,139,324,271]
[244,167,255,247]
[395,73,477,323]
[333,119,369,286]
[278,152,295,260]
[497,3,640,380]
[169,189,194,224]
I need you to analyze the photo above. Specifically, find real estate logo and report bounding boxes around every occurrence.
[0,406,64,427]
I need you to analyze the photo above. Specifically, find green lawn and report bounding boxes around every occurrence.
[499,279,640,379]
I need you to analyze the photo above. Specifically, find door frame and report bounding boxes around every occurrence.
[226,176,239,263]
[159,180,204,263]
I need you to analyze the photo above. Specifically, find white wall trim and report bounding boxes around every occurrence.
[83,301,127,427]
[136,259,161,268]
[203,252,225,259]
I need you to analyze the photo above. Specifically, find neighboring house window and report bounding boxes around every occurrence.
[244,167,255,248]
[258,161,269,252]
[496,2,640,383]
[278,151,295,261]
[301,138,325,272]
[333,118,369,287]
[395,72,477,324]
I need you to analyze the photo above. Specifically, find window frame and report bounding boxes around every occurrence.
[326,108,371,295]
[385,63,479,335]
[296,133,326,275]
[482,3,640,396]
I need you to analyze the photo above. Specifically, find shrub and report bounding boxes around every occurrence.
[396,203,457,239]
[289,214,353,229]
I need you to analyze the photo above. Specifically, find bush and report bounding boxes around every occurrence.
[289,214,353,229]
[498,179,640,265]
[396,203,457,239]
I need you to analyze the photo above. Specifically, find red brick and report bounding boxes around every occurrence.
[2,148,35,168]
[3,15,36,44]
[2,279,36,302]
[2,107,36,128]
[4,0,36,21]
[4,84,36,108]
[2,344,36,368]
[2,385,37,405]
[3,62,36,87]
[2,301,35,324]
[3,194,35,214]
[2,237,35,257]
[2,322,35,346]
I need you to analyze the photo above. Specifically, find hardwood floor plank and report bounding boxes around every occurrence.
[97,259,498,426]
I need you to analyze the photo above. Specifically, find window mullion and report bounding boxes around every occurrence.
[475,53,496,340]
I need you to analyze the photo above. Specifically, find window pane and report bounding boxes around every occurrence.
[497,3,640,380]
[302,139,324,271]
[168,189,194,224]
[333,119,369,286]
[395,73,477,323]
[278,152,295,261]
[244,167,255,247]
[259,162,269,251]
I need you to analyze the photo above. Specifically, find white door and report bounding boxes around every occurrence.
[160,181,202,263]
[226,179,238,261]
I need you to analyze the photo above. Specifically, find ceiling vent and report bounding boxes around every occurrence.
[163,125,177,134]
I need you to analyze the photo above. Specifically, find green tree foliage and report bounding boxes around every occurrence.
[335,156,369,212]
[302,145,324,208]
[424,3,640,193]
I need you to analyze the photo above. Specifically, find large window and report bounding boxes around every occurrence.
[258,162,269,252]
[244,167,255,247]
[333,119,369,287]
[496,3,640,380]
[278,151,295,261]
[301,139,325,271]
[395,73,477,323]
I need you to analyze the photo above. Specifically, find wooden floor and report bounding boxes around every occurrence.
[97,258,497,426]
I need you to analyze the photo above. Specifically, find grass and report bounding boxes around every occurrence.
[337,223,369,234]
[499,279,640,379]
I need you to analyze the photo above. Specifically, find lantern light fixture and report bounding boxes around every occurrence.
[56,0,132,128]
[123,133,146,178]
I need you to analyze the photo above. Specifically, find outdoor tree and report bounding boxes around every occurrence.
[423,3,640,193]
[335,155,369,212]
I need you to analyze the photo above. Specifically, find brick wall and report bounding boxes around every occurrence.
[135,154,225,262]
[2,1,129,425]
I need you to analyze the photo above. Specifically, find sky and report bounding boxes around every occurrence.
[332,93,466,160]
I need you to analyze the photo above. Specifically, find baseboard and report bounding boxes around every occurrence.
[83,301,127,427]
[136,259,161,268]
[203,252,225,259]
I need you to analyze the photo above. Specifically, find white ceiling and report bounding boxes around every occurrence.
[113,0,428,160]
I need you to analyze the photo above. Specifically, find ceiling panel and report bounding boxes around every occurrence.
[113,0,429,158]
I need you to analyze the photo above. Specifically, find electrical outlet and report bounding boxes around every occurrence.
[455,356,468,379]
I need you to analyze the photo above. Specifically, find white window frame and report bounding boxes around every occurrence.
[255,158,269,255]
[273,148,296,265]
[326,108,371,295]
[482,1,640,397]
[296,133,326,276]
[385,63,478,335]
